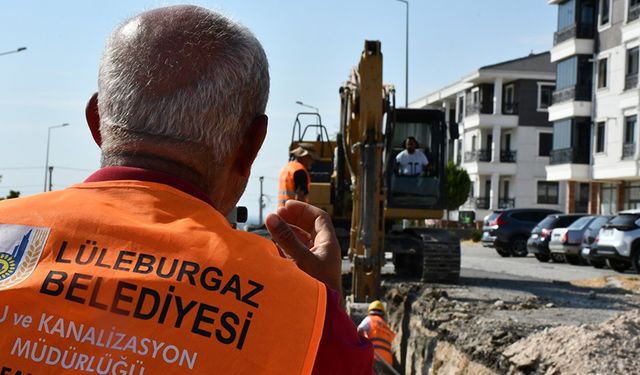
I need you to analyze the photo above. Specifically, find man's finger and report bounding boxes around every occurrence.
[277,200,328,235]
[265,213,312,267]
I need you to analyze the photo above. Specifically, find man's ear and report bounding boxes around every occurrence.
[85,92,102,147]
[234,115,268,177]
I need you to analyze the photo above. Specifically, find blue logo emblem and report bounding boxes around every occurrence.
[0,224,50,290]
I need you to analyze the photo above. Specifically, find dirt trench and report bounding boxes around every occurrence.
[381,274,640,375]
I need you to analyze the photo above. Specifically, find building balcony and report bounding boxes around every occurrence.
[624,4,640,42]
[554,24,577,45]
[625,74,638,91]
[503,102,518,115]
[553,23,595,45]
[550,147,590,165]
[546,163,590,181]
[629,3,640,23]
[464,149,491,163]
[548,100,592,122]
[552,85,591,104]
[465,103,482,116]
[500,150,517,163]
[623,143,636,159]
[475,197,490,210]
[498,198,515,209]
[550,38,594,63]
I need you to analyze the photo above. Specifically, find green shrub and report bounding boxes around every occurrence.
[471,229,482,242]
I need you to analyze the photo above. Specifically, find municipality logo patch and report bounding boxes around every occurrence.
[0,224,50,290]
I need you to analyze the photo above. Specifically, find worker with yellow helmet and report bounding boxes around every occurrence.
[357,300,397,366]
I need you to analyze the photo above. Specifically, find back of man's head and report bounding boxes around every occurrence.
[97,5,269,166]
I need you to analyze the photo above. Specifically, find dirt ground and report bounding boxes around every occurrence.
[382,271,640,375]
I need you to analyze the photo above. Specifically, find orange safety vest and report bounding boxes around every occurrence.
[278,161,310,208]
[0,180,326,374]
[366,314,395,366]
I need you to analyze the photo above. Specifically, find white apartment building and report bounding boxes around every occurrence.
[548,0,640,214]
[412,53,565,220]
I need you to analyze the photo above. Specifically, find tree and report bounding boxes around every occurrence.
[444,161,471,225]
[0,190,20,201]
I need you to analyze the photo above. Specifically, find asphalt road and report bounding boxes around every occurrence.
[342,241,626,282]
[461,241,623,282]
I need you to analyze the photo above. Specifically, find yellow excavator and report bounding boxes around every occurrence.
[289,41,460,308]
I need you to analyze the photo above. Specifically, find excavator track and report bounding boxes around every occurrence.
[420,229,461,284]
[390,228,460,284]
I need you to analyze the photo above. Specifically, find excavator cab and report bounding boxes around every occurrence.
[289,112,336,215]
[384,108,447,214]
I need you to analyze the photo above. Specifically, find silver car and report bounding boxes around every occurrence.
[549,216,599,265]
[593,209,640,273]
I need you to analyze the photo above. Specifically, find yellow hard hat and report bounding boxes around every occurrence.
[368,300,385,314]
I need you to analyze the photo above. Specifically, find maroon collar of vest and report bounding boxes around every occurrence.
[85,166,215,208]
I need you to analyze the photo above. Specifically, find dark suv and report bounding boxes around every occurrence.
[527,213,587,262]
[482,208,561,257]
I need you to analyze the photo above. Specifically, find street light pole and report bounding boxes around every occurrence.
[396,0,409,107]
[0,47,27,57]
[44,123,69,192]
[48,166,54,192]
[295,101,319,113]
[258,176,265,225]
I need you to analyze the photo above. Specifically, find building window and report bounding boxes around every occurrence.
[556,57,578,90]
[624,182,640,210]
[504,84,515,113]
[597,58,608,88]
[625,115,636,144]
[599,0,610,26]
[595,121,605,153]
[558,0,576,32]
[626,47,639,90]
[539,133,553,156]
[553,119,573,150]
[538,181,559,205]
[537,83,554,111]
[457,96,464,122]
[631,0,640,19]
[601,183,617,214]
[574,183,590,213]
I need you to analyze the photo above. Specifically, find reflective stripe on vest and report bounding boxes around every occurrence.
[369,314,396,365]
[277,161,310,207]
[0,180,326,374]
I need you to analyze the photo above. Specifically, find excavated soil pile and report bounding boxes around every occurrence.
[382,277,640,375]
[504,310,640,375]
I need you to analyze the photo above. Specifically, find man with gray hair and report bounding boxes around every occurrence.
[0,5,372,374]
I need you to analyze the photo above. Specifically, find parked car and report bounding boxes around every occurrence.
[527,214,587,262]
[549,215,600,265]
[592,209,640,273]
[579,215,613,268]
[482,208,561,257]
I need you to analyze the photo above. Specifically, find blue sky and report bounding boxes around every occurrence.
[0,0,556,220]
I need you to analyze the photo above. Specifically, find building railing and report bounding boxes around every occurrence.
[623,143,636,159]
[498,198,515,209]
[553,23,595,45]
[503,101,518,115]
[552,85,592,104]
[500,150,517,163]
[625,73,638,90]
[554,24,576,45]
[629,3,640,23]
[464,149,491,163]
[475,197,490,210]
[465,102,482,116]
[550,147,590,165]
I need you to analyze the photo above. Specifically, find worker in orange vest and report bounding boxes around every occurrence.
[358,300,397,367]
[277,143,319,207]
[0,5,373,374]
